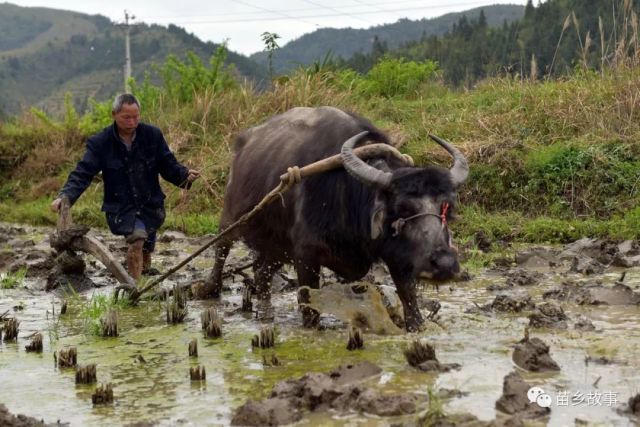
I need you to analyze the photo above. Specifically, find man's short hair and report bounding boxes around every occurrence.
[112,93,141,114]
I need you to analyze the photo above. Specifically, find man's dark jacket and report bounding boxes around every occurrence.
[59,122,190,235]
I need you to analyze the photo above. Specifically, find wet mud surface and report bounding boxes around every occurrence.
[1,224,640,426]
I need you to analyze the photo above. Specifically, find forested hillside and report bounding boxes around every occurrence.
[0,3,266,116]
[345,0,640,85]
[250,4,524,73]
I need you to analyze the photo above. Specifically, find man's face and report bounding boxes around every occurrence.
[112,103,140,134]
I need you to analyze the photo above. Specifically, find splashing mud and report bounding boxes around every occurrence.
[1,224,640,426]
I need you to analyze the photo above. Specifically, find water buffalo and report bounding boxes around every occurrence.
[204,106,468,331]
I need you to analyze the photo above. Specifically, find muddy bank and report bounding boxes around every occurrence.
[543,280,640,306]
[0,404,63,427]
[528,302,568,329]
[495,372,550,419]
[512,336,560,372]
[2,223,640,426]
[231,361,421,425]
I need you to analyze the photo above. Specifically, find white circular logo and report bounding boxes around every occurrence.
[536,393,552,408]
[527,386,545,403]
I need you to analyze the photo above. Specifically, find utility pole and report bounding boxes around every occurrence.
[122,10,135,92]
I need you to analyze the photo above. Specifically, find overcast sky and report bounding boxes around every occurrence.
[9,0,529,55]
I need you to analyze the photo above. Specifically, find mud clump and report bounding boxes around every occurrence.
[528,302,568,329]
[573,315,596,331]
[544,281,640,306]
[496,372,550,419]
[53,251,86,275]
[231,361,421,426]
[403,339,461,372]
[490,294,535,313]
[515,247,559,268]
[0,403,59,427]
[560,237,640,267]
[473,230,493,252]
[570,255,605,275]
[231,398,302,426]
[512,337,560,372]
[421,411,525,427]
[505,268,544,287]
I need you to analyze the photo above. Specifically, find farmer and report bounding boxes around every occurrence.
[51,93,200,281]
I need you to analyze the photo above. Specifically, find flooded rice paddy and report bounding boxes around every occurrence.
[1,223,639,426]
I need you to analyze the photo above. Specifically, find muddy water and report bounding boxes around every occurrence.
[1,224,640,426]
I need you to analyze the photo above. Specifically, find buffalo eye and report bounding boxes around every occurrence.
[395,201,418,218]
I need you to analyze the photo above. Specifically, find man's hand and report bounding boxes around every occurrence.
[50,197,62,213]
[187,169,201,183]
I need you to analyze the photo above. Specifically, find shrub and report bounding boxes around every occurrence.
[359,56,438,98]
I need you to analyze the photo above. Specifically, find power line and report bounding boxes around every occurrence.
[141,0,493,22]
[299,0,375,26]
[231,0,321,28]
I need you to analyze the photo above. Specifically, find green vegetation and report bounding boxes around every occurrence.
[0,3,265,116]
[72,291,131,336]
[0,267,27,289]
[1,0,640,245]
[250,4,524,74]
[352,0,640,86]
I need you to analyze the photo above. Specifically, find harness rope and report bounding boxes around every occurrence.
[391,202,451,238]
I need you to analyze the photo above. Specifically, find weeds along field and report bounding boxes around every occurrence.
[1,49,639,243]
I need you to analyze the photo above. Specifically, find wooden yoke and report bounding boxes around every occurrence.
[53,197,136,289]
[278,143,414,182]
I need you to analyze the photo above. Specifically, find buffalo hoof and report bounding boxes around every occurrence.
[192,280,221,300]
[405,315,425,333]
[256,300,275,322]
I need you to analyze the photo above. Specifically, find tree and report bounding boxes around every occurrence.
[261,31,280,81]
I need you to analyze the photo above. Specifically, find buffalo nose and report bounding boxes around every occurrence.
[431,251,459,278]
[438,253,458,270]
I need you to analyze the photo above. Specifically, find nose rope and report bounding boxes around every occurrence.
[440,202,450,228]
[391,202,451,238]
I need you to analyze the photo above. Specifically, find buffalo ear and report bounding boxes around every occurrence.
[370,201,386,240]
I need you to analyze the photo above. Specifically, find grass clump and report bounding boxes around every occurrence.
[1,268,27,289]
[73,292,130,336]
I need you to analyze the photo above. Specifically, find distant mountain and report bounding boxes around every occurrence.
[0,3,526,116]
[250,4,525,73]
[0,2,266,116]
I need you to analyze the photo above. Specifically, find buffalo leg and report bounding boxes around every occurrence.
[254,256,282,301]
[388,266,424,332]
[396,281,424,332]
[204,239,232,298]
[295,259,321,328]
[253,255,282,321]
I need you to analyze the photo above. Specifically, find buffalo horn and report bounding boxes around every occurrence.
[428,134,469,187]
[341,131,393,189]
